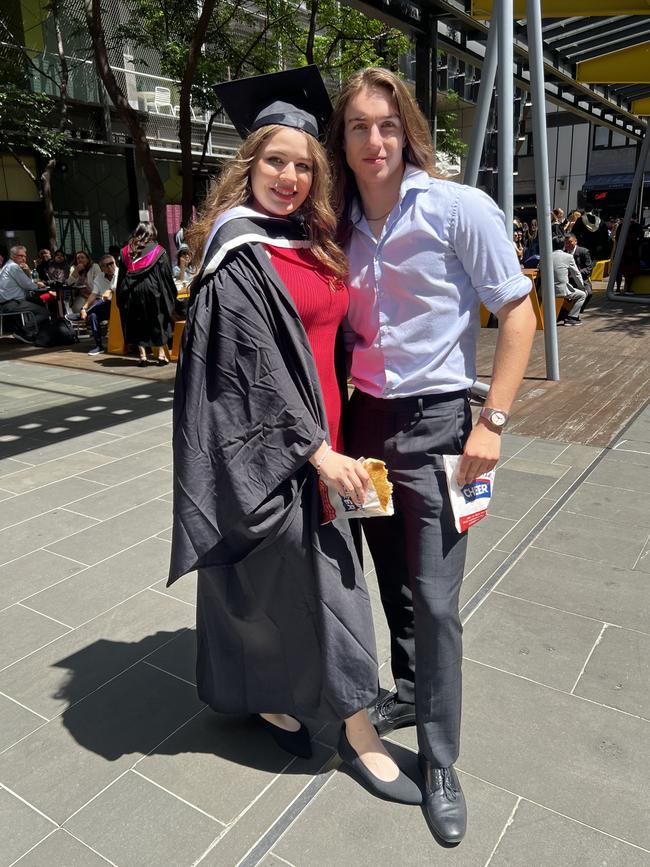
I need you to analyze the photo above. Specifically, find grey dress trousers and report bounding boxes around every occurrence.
[347,387,472,768]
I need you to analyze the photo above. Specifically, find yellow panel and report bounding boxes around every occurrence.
[577,42,650,84]
[20,0,48,53]
[632,97,650,116]
[0,156,40,202]
[471,1,650,19]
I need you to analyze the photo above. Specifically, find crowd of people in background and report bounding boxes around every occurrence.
[511,207,648,326]
[0,228,193,362]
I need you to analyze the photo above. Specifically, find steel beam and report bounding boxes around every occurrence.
[527,0,560,380]
[464,12,499,186]
[497,0,514,231]
[606,118,650,304]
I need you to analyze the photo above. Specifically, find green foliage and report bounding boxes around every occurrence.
[0,84,69,164]
[437,90,467,160]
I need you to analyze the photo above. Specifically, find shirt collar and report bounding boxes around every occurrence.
[350,163,432,226]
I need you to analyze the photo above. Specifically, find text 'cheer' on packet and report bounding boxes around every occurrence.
[443,454,496,533]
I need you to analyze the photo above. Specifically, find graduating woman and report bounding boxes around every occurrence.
[167,67,420,804]
[116,223,177,366]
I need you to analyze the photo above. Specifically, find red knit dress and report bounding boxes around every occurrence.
[268,246,348,452]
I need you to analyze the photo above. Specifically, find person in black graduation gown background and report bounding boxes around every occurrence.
[116,222,177,366]
[168,66,421,806]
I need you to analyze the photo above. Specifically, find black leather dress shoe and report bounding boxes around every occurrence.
[419,755,467,844]
[257,715,312,759]
[338,726,422,805]
[368,693,417,737]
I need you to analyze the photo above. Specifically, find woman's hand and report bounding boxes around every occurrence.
[317,450,370,504]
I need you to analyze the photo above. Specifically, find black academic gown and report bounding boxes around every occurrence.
[116,243,176,347]
[168,211,378,722]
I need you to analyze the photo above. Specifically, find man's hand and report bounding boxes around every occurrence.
[80,308,87,320]
[101,291,111,301]
[456,421,501,486]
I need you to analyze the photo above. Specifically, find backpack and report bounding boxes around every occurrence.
[35,318,80,347]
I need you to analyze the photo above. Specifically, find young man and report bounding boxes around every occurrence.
[81,254,117,355]
[327,68,536,843]
[564,232,593,312]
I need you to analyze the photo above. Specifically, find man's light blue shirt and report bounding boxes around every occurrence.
[0,260,38,303]
[345,165,531,398]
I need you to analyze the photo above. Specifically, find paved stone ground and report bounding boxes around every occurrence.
[0,358,649,867]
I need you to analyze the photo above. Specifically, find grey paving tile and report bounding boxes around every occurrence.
[610,440,650,460]
[499,433,534,458]
[0,509,99,568]
[0,604,71,668]
[101,410,172,436]
[460,548,510,610]
[0,477,104,532]
[532,513,647,569]
[271,764,516,867]
[0,457,33,478]
[466,514,515,571]
[586,457,650,494]
[458,662,650,850]
[47,502,172,567]
[12,829,110,867]
[0,692,44,752]
[494,497,556,554]
[510,438,572,464]
[89,425,171,459]
[145,628,196,685]
[0,453,114,495]
[138,712,335,826]
[490,798,650,866]
[0,550,84,609]
[14,431,120,465]
[619,418,650,444]
[489,468,558,521]
[498,548,650,635]
[65,770,222,867]
[0,662,204,824]
[635,538,650,575]
[0,590,194,719]
[574,625,650,719]
[77,445,172,485]
[152,572,197,606]
[551,442,603,469]
[65,469,173,520]
[562,482,650,529]
[26,537,172,628]
[261,855,298,867]
[497,457,567,478]
[0,787,56,866]
[543,465,586,499]
[464,593,603,691]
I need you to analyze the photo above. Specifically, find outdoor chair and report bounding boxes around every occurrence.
[147,87,176,116]
[0,308,37,338]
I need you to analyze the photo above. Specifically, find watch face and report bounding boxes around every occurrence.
[490,410,507,427]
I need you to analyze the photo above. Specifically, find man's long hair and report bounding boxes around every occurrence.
[326,67,439,241]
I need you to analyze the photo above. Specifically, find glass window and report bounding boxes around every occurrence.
[594,125,609,148]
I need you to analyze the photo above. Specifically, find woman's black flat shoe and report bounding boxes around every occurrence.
[258,715,312,759]
[337,725,422,805]
[157,357,169,366]
[138,359,148,367]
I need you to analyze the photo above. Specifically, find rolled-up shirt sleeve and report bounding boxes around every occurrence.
[450,186,532,314]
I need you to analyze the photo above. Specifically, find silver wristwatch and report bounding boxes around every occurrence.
[479,407,509,429]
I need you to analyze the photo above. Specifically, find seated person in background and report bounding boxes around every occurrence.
[45,249,70,285]
[0,245,50,343]
[172,245,195,284]
[552,236,586,326]
[34,248,53,281]
[564,232,593,312]
[513,229,525,264]
[81,254,117,356]
[66,250,101,317]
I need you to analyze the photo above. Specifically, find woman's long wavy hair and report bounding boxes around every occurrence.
[186,125,346,279]
[326,68,439,240]
[127,222,157,259]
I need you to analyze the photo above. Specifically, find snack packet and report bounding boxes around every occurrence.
[443,454,495,533]
[320,457,394,524]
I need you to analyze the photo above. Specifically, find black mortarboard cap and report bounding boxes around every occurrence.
[214,65,332,140]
